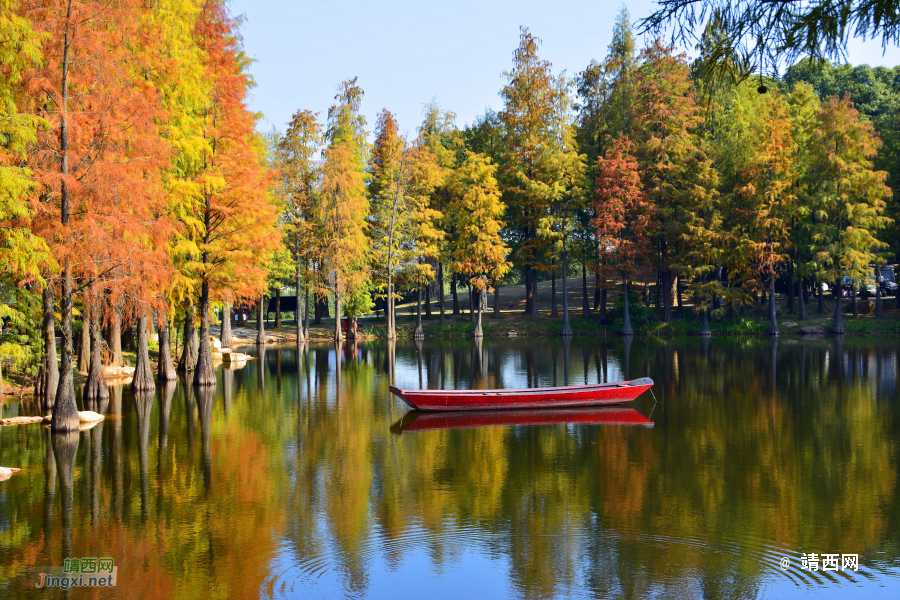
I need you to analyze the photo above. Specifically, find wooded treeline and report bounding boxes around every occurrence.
[1,4,898,429]
[272,8,894,342]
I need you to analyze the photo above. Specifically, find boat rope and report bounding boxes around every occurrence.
[647,386,659,420]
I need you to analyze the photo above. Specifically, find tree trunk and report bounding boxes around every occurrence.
[798,278,806,321]
[524,264,532,315]
[177,303,196,372]
[221,300,233,348]
[832,279,845,334]
[768,271,779,336]
[414,285,424,339]
[256,294,266,345]
[83,296,108,402]
[817,279,825,313]
[561,247,572,336]
[108,303,122,367]
[675,276,683,313]
[852,284,859,318]
[662,270,673,323]
[787,262,795,313]
[875,265,883,319]
[594,271,602,310]
[474,288,484,337]
[451,275,459,315]
[78,300,90,375]
[275,288,282,328]
[438,262,445,324]
[132,311,155,391]
[531,270,539,321]
[600,288,607,321]
[304,282,311,340]
[621,279,633,336]
[551,266,558,317]
[581,262,590,317]
[700,306,712,336]
[425,277,432,319]
[386,275,395,339]
[194,281,216,387]
[42,286,59,401]
[157,312,176,381]
[468,282,474,322]
[49,13,79,432]
[296,279,305,343]
[493,278,501,319]
[334,291,342,342]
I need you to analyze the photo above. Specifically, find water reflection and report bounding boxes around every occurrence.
[0,338,898,599]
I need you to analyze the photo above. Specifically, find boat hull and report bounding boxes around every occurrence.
[388,378,653,411]
[391,407,653,434]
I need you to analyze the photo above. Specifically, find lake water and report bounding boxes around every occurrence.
[1,337,899,599]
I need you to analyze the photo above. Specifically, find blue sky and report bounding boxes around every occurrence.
[230,0,900,138]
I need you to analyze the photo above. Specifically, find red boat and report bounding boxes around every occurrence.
[391,407,653,434]
[388,377,654,411]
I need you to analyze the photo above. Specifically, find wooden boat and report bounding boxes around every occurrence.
[390,407,653,435]
[388,377,653,412]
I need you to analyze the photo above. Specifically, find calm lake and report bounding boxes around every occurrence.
[1,337,899,599]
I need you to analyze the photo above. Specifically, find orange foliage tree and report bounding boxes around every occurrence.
[189,0,279,386]
[22,0,172,430]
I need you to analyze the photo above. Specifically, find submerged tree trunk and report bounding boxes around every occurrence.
[157,312,176,381]
[256,294,266,345]
[194,281,216,386]
[132,311,155,391]
[177,303,197,372]
[621,279,633,336]
[832,279,845,334]
[43,286,59,401]
[414,285,424,339]
[83,299,108,402]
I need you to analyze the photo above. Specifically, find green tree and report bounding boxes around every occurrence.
[449,152,511,337]
[806,96,891,333]
[275,109,323,342]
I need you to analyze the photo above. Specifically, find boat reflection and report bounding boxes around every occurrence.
[390,406,654,434]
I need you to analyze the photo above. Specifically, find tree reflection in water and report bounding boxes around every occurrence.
[0,338,898,598]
